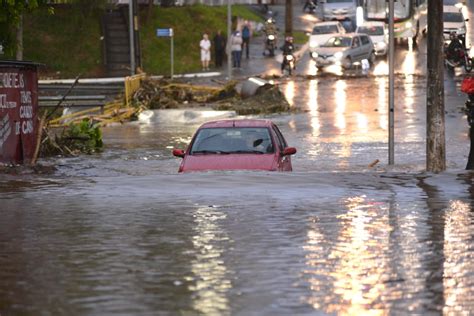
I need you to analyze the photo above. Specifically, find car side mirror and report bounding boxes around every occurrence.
[172,149,185,158]
[282,147,297,156]
[466,18,469,22]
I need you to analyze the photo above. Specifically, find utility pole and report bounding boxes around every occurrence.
[388,0,394,164]
[426,0,446,172]
[129,0,136,75]
[285,0,292,36]
[227,0,232,80]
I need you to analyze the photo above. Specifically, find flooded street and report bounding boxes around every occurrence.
[3,4,474,316]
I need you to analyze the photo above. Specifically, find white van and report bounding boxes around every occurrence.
[321,0,358,24]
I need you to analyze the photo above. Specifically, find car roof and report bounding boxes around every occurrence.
[314,21,342,26]
[199,119,274,129]
[443,5,462,12]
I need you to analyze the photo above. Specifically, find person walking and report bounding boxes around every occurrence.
[200,33,211,71]
[230,30,243,68]
[241,21,251,59]
[213,30,226,68]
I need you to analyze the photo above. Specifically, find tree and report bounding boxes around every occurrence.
[0,0,46,59]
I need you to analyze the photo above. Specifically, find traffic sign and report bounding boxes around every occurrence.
[156,28,173,37]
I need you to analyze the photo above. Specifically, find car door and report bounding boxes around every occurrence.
[271,124,292,171]
[360,35,373,60]
[350,36,363,62]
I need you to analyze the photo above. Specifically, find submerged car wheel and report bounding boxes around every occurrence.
[343,56,352,70]
[369,51,376,66]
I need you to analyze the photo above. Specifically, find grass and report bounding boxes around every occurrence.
[21,4,262,78]
[24,6,104,78]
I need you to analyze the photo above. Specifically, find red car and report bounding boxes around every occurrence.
[172,119,297,172]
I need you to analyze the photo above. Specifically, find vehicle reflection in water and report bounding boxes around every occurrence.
[443,199,473,313]
[376,77,388,131]
[304,195,391,315]
[190,206,232,315]
[284,80,296,107]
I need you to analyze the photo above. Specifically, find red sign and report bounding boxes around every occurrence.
[0,61,39,164]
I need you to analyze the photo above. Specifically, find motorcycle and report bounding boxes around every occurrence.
[303,0,317,14]
[282,54,296,76]
[265,34,276,56]
[445,44,473,72]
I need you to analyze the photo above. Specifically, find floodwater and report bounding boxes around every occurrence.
[2,10,474,316]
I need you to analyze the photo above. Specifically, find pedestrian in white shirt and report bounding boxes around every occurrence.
[200,33,211,71]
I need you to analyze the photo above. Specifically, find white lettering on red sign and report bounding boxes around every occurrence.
[0,72,24,88]
[0,94,17,109]
[19,106,33,119]
[20,91,31,104]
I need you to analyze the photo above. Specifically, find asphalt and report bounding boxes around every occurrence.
[208,4,318,80]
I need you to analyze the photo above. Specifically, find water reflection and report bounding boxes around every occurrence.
[189,206,232,315]
[443,199,473,314]
[304,195,391,315]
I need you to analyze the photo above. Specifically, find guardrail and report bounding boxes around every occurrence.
[40,74,146,127]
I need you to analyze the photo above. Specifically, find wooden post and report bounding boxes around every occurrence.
[285,0,292,36]
[426,0,446,172]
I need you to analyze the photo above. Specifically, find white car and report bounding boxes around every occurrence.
[443,5,468,42]
[309,21,346,52]
[311,33,375,70]
[355,21,387,56]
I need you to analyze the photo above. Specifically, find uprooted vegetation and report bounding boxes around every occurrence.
[40,118,103,157]
[131,78,291,115]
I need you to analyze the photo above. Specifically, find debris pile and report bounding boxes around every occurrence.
[132,78,237,109]
[131,77,291,115]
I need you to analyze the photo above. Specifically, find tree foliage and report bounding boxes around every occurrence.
[0,0,47,57]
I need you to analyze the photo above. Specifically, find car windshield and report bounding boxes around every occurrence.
[444,12,465,23]
[190,127,274,154]
[364,0,410,20]
[326,0,353,3]
[312,25,339,35]
[357,26,384,36]
[444,0,460,5]
[323,36,352,47]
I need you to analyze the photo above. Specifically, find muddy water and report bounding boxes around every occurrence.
[2,35,474,316]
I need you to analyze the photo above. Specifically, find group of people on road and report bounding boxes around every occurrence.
[198,14,295,75]
[198,21,252,71]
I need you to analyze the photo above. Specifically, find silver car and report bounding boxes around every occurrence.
[310,33,376,69]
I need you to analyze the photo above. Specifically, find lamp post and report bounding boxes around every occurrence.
[129,0,136,75]
[227,0,232,80]
[388,0,394,164]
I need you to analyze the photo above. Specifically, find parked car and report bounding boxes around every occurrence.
[310,33,375,70]
[355,21,388,56]
[443,5,468,42]
[309,21,346,53]
[172,119,297,172]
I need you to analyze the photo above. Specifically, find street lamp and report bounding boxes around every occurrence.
[227,0,232,80]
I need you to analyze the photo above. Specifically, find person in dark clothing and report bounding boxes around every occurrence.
[213,30,226,68]
[447,32,464,63]
[241,21,251,59]
[281,36,295,72]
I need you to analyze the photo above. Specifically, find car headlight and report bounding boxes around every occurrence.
[268,34,275,40]
[334,52,343,59]
[286,55,294,61]
[405,21,412,29]
[311,52,318,58]
[458,28,466,34]
[309,42,318,48]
